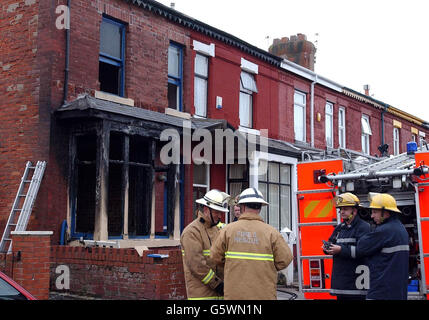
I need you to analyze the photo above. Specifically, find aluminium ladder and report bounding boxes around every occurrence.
[0,161,46,253]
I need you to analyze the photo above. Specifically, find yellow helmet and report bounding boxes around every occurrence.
[368,193,401,213]
[335,192,361,208]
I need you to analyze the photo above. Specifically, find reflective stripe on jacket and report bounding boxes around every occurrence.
[210,212,293,300]
[180,211,224,300]
[354,215,409,300]
[329,215,371,297]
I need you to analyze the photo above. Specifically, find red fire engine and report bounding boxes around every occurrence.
[296,148,429,300]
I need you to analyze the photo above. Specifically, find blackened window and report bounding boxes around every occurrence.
[99,17,125,96]
[74,134,97,236]
[71,131,153,239]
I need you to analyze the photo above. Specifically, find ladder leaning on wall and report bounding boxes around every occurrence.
[0,161,46,253]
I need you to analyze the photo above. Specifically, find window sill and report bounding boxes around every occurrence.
[94,90,134,107]
[165,108,191,120]
[69,238,181,249]
[238,126,260,136]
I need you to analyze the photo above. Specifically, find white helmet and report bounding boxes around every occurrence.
[196,189,231,213]
[237,188,268,206]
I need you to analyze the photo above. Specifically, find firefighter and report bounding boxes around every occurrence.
[324,192,371,300]
[180,189,230,300]
[210,188,293,300]
[232,195,241,222]
[349,193,409,300]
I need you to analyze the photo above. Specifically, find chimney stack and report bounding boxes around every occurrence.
[170,2,175,9]
[364,84,370,96]
[268,34,316,71]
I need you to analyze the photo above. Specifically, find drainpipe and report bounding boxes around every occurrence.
[63,0,71,105]
[381,106,386,146]
[310,75,318,148]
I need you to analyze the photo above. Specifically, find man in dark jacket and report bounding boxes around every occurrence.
[324,192,371,300]
[330,193,409,300]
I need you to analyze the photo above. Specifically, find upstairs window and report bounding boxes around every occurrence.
[325,102,334,148]
[99,17,125,96]
[239,71,257,128]
[361,115,372,155]
[168,43,183,111]
[294,91,306,142]
[338,107,346,149]
[393,127,400,155]
[194,54,209,117]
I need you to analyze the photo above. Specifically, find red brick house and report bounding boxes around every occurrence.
[0,0,428,299]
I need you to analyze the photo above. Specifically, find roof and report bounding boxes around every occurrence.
[344,87,427,126]
[55,94,228,131]
[123,0,428,127]
[124,0,282,67]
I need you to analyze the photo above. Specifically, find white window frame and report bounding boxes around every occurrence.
[419,131,426,147]
[249,151,298,234]
[393,127,400,155]
[194,53,209,117]
[239,71,257,128]
[192,163,210,217]
[325,102,334,148]
[361,115,372,155]
[338,107,346,149]
[294,91,306,143]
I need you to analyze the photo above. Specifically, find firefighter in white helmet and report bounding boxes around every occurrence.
[324,193,371,300]
[180,189,230,300]
[210,188,293,300]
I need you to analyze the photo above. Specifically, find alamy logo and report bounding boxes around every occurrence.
[355,265,369,290]
[55,5,70,30]
[55,265,70,290]
[160,121,269,173]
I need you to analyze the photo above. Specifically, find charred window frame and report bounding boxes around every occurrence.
[108,133,153,239]
[70,130,156,240]
[99,16,126,97]
[70,133,97,239]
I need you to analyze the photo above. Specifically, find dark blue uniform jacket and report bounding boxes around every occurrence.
[328,215,371,297]
[353,215,409,300]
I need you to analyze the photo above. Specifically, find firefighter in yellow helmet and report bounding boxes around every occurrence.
[324,192,371,300]
[180,189,230,300]
[210,188,293,300]
[342,193,409,300]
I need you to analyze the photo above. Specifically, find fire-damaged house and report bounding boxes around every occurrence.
[0,0,428,299]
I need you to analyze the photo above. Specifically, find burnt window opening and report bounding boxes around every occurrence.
[71,128,180,241]
[74,134,97,235]
[72,131,153,239]
[108,133,152,238]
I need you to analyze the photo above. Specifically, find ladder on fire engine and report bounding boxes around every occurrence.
[415,181,429,298]
[0,161,46,253]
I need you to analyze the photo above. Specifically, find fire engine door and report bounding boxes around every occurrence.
[414,152,429,299]
[296,159,343,300]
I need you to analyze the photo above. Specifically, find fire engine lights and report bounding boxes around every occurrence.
[309,259,323,289]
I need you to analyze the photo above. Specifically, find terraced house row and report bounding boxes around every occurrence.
[0,0,427,299]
